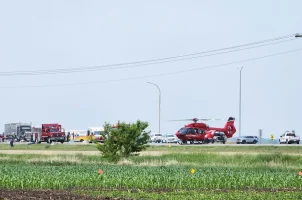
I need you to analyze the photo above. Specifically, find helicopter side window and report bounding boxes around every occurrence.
[193,128,200,134]
[187,128,195,134]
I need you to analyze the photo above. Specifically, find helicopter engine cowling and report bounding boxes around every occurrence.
[203,131,214,143]
[204,131,214,139]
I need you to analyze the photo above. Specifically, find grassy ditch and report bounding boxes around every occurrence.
[1,143,302,155]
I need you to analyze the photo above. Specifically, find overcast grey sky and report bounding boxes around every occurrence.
[0,0,301,138]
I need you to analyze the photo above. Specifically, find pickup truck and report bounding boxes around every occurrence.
[279,131,300,144]
[213,132,227,144]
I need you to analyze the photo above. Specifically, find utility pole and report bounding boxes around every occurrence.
[239,66,244,137]
[147,82,161,134]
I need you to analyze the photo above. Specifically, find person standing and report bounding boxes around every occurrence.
[67,132,70,142]
[10,136,14,147]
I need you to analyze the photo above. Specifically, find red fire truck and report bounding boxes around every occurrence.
[34,123,66,144]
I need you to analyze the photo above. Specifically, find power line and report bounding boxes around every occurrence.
[1,47,301,89]
[0,38,296,76]
[0,34,298,76]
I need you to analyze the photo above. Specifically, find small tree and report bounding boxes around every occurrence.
[96,120,150,162]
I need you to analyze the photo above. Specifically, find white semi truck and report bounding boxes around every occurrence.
[4,123,32,142]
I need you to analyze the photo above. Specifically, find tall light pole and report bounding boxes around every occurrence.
[237,33,299,137]
[147,82,161,134]
[239,66,244,137]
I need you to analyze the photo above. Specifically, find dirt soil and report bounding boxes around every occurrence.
[0,189,130,200]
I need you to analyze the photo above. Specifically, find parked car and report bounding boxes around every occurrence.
[150,133,164,143]
[213,132,227,144]
[162,134,178,143]
[236,136,258,144]
[279,131,300,144]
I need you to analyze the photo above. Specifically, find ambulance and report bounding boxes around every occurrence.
[87,127,105,143]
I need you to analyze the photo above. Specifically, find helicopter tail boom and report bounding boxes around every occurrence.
[208,117,236,138]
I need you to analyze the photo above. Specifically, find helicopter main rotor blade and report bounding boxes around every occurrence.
[167,119,196,121]
[195,118,227,121]
[206,118,226,121]
[167,118,227,122]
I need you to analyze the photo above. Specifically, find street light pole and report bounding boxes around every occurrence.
[238,33,299,137]
[147,82,161,134]
[239,66,244,137]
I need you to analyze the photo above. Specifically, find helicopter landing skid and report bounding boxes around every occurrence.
[178,140,207,145]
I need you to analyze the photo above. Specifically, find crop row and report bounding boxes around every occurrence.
[2,151,302,168]
[1,164,302,190]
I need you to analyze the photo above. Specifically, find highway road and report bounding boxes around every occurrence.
[1,141,301,146]
[146,142,302,146]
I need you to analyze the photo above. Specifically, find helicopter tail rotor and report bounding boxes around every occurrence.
[224,117,236,137]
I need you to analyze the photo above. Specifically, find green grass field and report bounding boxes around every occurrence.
[0,143,302,199]
[1,143,302,154]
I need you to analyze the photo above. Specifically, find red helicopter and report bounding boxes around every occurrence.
[170,116,236,144]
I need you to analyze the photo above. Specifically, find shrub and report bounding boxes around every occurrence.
[96,120,150,162]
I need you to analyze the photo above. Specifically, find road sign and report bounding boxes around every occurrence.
[259,129,262,144]
[271,134,274,140]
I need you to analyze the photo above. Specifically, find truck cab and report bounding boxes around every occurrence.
[18,125,32,142]
[38,123,65,144]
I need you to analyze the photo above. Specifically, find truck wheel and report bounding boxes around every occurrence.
[61,141,64,144]
[297,141,300,144]
[47,138,51,144]
[253,140,257,144]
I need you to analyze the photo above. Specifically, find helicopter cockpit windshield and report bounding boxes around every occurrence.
[179,128,204,135]
[179,128,188,135]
